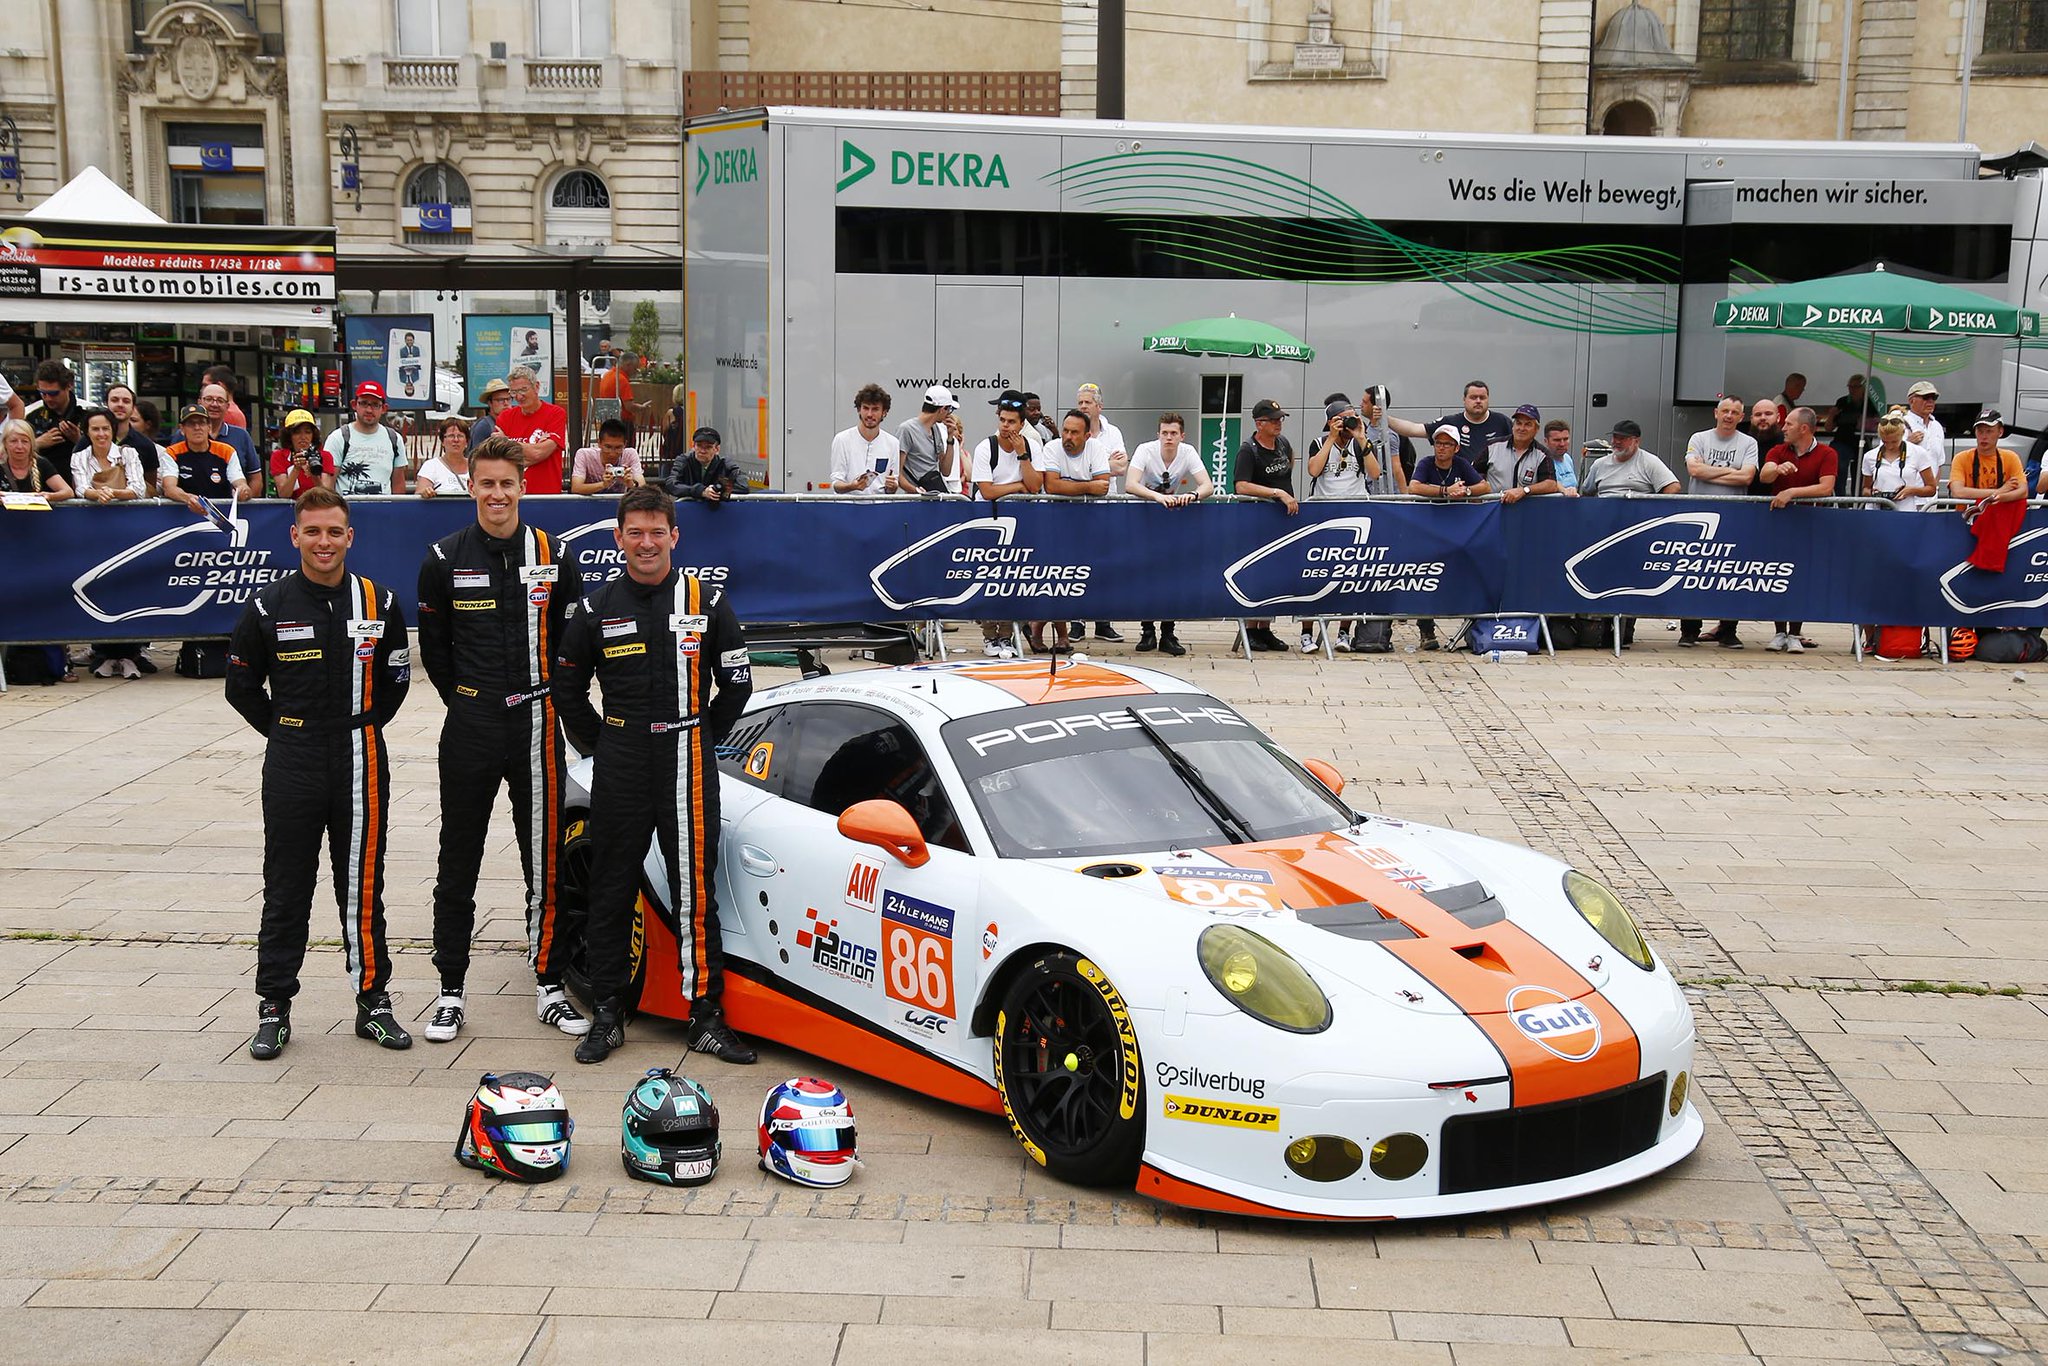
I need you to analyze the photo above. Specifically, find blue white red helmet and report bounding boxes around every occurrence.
[758,1077,858,1187]
[455,1072,572,1182]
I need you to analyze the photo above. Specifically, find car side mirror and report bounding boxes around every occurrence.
[837,798,930,868]
[1304,759,1345,798]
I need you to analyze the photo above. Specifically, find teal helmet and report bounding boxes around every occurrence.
[622,1068,720,1186]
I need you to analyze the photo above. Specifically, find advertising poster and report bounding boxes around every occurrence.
[342,313,434,410]
[463,313,553,405]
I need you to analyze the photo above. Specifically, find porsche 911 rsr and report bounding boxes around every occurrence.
[561,659,1699,1219]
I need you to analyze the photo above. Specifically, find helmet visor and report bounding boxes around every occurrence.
[771,1121,856,1155]
[495,1119,568,1144]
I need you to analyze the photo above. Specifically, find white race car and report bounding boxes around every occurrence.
[561,659,1700,1219]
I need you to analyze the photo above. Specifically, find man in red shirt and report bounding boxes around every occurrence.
[496,365,566,494]
[1757,405,1837,654]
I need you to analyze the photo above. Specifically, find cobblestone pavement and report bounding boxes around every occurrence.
[1,622,2044,1364]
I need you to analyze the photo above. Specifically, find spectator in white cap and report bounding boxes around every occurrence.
[1404,424,1491,651]
[1901,381,1946,468]
[896,385,959,494]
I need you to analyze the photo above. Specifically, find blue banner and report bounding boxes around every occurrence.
[2,496,2042,643]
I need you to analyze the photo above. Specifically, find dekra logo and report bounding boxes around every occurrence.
[696,144,757,194]
[837,140,1009,192]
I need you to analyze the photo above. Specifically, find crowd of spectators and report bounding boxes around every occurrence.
[10,352,2047,677]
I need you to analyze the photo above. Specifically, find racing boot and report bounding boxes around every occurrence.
[685,1005,758,1064]
[249,999,290,1061]
[576,1005,624,1064]
[354,990,413,1050]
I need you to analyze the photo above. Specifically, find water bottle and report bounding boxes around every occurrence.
[1485,650,1529,664]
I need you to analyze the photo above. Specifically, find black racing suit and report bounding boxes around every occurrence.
[554,570,751,1014]
[417,523,582,992]
[226,571,410,1002]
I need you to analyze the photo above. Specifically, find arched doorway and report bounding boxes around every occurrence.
[1601,100,1658,137]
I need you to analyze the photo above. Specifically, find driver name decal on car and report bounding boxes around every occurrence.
[1160,1094,1280,1131]
[881,890,956,1019]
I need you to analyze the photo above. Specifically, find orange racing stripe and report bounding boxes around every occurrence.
[1203,833,1641,1107]
[949,660,1156,703]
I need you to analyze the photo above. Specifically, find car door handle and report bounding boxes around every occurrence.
[738,845,778,877]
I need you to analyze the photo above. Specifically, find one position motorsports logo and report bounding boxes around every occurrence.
[70,501,281,625]
[868,518,1090,612]
[1223,517,1443,610]
[1563,511,1791,601]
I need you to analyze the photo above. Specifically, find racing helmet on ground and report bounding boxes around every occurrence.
[455,1071,572,1182]
[758,1077,858,1187]
[622,1068,721,1186]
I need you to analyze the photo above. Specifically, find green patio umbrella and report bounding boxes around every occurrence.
[1714,265,2040,482]
[1142,314,1317,362]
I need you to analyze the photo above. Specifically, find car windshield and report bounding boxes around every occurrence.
[942,697,1353,860]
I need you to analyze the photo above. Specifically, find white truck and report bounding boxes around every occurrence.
[683,107,2034,490]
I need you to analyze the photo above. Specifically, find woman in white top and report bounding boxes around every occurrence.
[415,417,472,498]
[71,411,145,505]
[1861,410,1937,511]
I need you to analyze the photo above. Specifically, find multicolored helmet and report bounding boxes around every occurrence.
[454,1072,572,1182]
[758,1077,858,1188]
[622,1068,720,1186]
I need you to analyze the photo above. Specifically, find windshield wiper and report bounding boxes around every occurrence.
[1124,708,1256,846]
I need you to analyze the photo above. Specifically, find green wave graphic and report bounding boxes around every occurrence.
[1043,149,1996,366]
[1045,149,1681,335]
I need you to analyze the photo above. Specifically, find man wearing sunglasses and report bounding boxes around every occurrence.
[28,360,91,460]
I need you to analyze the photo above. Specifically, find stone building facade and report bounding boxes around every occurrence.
[0,0,2041,349]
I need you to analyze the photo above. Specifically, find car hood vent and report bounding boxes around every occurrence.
[1423,882,1507,929]
[1296,902,1417,941]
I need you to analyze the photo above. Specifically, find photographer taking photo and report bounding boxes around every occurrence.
[665,427,751,503]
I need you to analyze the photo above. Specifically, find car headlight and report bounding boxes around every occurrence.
[1197,925,1332,1033]
[1564,870,1653,971]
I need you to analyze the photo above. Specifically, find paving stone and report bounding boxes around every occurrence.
[0,1225,194,1280]
[837,1324,1140,1366]
[527,1316,837,1363]
[1392,1310,1569,1344]
[1595,1266,1867,1329]
[1030,1248,1314,1308]
[0,1306,239,1365]
[742,1240,1024,1299]
[1313,1256,1609,1317]
[454,1233,748,1291]
[208,1309,538,1364]
[160,1228,473,1285]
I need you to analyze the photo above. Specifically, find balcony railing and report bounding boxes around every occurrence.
[385,58,459,90]
[527,60,603,91]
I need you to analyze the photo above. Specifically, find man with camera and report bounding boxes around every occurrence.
[570,418,646,495]
[1300,398,1381,653]
[666,427,751,503]
[897,385,961,495]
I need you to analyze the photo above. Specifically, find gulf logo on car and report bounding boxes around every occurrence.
[1506,984,1603,1062]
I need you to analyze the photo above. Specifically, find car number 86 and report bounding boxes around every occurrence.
[885,924,953,1016]
[1172,878,1275,911]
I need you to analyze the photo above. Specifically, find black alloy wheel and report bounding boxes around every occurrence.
[994,951,1145,1185]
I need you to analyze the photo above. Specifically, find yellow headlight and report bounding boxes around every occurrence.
[1220,950,1258,995]
[1563,870,1654,971]
[1197,926,1333,1034]
[1286,1137,1317,1166]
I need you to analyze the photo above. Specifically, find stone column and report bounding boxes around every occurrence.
[1850,0,1912,140]
[1535,0,1596,135]
[1060,0,1097,118]
[55,0,118,176]
[282,0,331,222]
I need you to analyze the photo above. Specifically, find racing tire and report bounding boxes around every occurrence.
[993,951,1145,1187]
[557,812,647,1016]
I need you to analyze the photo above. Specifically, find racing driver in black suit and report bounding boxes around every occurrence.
[415,435,587,1045]
[554,486,755,1064]
[226,487,412,1060]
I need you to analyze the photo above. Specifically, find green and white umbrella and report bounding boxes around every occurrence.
[1142,315,1316,362]
[1715,265,2041,478]
[1713,264,2041,337]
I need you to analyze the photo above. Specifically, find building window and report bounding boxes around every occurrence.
[165,122,267,226]
[395,0,469,56]
[1697,0,1795,64]
[1983,0,2048,58]
[402,163,472,245]
[535,0,611,58]
[545,170,612,245]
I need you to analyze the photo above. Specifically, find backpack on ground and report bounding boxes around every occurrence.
[175,641,230,679]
